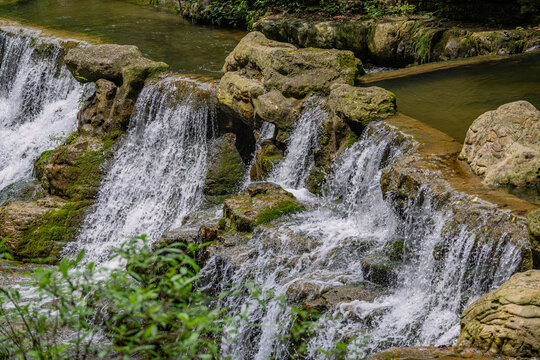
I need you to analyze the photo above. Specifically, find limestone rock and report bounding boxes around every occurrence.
[527,208,540,268]
[369,346,497,360]
[203,133,246,198]
[249,141,284,181]
[64,44,168,85]
[456,270,540,357]
[328,84,396,132]
[253,90,301,129]
[0,197,62,249]
[219,31,362,126]
[459,101,540,187]
[222,182,303,232]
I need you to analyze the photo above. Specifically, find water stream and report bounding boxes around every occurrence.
[65,78,215,265]
[0,30,82,192]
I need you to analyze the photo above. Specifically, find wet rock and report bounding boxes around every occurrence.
[459,101,540,187]
[0,180,46,206]
[222,182,303,232]
[64,44,168,85]
[456,270,540,357]
[253,90,301,130]
[360,251,397,287]
[0,197,62,249]
[217,72,264,127]
[328,84,396,133]
[369,346,497,360]
[249,140,284,181]
[203,133,246,199]
[287,281,383,312]
[527,208,540,268]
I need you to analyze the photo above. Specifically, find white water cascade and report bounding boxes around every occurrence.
[0,31,82,190]
[270,97,328,189]
[201,120,523,359]
[67,78,214,265]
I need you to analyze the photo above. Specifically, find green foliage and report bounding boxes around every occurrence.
[364,1,416,18]
[414,30,432,64]
[256,199,304,225]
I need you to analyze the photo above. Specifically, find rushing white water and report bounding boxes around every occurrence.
[0,31,82,190]
[201,120,524,359]
[243,121,276,187]
[270,97,328,189]
[67,78,214,265]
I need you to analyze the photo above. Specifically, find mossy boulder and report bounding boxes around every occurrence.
[217,72,264,127]
[459,101,540,187]
[456,270,540,357]
[360,251,397,286]
[64,44,168,85]
[203,133,246,199]
[527,208,540,268]
[221,182,303,232]
[253,90,301,129]
[40,134,114,201]
[328,84,396,133]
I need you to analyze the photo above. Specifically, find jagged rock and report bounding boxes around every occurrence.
[217,72,264,126]
[64,44,168,85]
[222,182,303,232]
[527,208,540,268]
[459,101,540,187]
[456,270,540,357]
[328,84,396,133]
[203,133,246,198]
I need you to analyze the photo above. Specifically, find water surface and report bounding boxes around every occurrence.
[373,52,540,143]
[0,0,245,75]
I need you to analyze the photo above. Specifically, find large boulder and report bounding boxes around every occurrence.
[218,31,363,128]
[64,44,168,85]
[456,270,540,357]
[459,101,540,187]
[328,84,396,133]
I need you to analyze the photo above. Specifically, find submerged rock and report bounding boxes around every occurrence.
[459,101,540,187]
[456,270,540,357]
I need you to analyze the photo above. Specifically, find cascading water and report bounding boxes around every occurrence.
[0,30,83,191]
[201,120,523,359]
[270,97,328,189]
[66,78,214,265]
[243,121,275,188]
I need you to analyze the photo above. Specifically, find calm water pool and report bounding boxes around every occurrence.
[0,0,245,76]
[372,52,540,143]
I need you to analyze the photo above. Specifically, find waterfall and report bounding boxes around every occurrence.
[243,121,275,187]
[270,97,328,189]
[0,31,82,190]
[201,123,523,359]
[67,78,214,265]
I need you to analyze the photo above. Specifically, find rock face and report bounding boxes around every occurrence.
[254,17,540,66]
[456,270,540,357]
[459,101,540,187]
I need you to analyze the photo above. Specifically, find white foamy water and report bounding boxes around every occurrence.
[0,31,82,190]
[201,120,524,359]
[67,78,214,265]
[270,97,328,189]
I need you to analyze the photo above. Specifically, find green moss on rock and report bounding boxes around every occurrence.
[15,201,91,263]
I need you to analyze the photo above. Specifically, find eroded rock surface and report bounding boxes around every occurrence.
[459,101,540,187]
[456,270,540,357]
